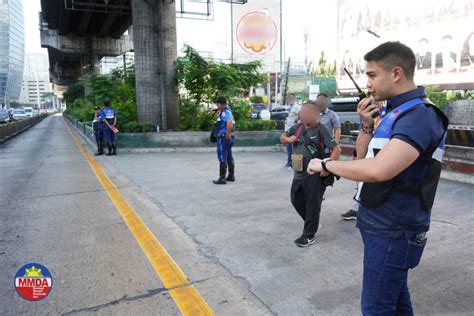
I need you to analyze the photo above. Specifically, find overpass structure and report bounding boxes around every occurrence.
[40,0,133,86]
[40,0,244,130]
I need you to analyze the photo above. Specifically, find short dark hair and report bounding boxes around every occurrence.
[214,96,227,105]
[317,93,328,98]
[103,100,111,107]
[364,41,416,81]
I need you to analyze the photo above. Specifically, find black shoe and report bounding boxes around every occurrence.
[213,162,227,185]
[341,209,357,220]
[226,161,235,182]
[112,144,117,155]
[94,152,103,156]
[106,144,112,156]
[294,236,315,247]
[213,178,227,184]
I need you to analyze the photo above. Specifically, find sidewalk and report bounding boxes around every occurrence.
[96,148,473,315]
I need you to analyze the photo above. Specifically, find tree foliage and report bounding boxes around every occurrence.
[64,65,153,132]
[312,52,337,77]
[176,45,271,131]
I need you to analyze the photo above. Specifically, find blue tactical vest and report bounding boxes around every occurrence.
[215,108,234,136]
[101,108,116,124]
[356,97,448,210]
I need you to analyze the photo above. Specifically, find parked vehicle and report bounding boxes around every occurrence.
[23,107,34,117]
[270,106,290,120]
[0,108,10,124]
[329,97,359,124]
[251,103,269,119]
[12,109,27,120]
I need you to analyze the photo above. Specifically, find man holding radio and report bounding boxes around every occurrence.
[307,41,448,315]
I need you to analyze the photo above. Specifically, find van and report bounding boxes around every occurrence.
[23,107,34,118]
[329,97,359,124]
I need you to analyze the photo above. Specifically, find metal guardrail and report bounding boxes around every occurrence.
[0,115,49,144]
[446,125,474,148]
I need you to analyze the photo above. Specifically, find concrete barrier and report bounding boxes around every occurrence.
[63,114,282,148]
[0,114,48,144]
[445,100,474,126]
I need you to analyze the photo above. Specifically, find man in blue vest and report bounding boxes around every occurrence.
[100,100,117,156]
[212,96,235,184]
[308,41,448,315]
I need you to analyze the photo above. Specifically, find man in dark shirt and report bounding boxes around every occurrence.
[308,42,447,315]
[280,101,341,247]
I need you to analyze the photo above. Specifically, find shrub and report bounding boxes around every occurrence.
[249,95,263,104]
[236,119,276,131]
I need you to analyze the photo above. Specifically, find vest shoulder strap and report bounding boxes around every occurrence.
[417,97,449,162]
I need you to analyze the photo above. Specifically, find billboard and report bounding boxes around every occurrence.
[231,0,281,72]
[337,0,474,91]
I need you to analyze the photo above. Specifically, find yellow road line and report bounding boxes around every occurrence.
[64,120,214,315]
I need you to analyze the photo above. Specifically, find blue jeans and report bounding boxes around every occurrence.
[360,229,426,316]
[286,143,293,167]
[217,136,234,162]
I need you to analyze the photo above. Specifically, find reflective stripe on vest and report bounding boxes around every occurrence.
[355,98,445,201]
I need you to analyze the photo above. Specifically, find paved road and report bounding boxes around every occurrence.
[0,115,267,315]
[104,134,474,315]
[1,114,473,315]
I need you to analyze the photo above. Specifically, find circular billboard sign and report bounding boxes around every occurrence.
[236,12,278,56]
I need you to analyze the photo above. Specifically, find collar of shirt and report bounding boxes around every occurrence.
[386,86,426,112]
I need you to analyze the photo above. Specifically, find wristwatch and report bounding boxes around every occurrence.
[321,158,332,173]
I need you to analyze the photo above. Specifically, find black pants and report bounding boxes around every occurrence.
[290,174,326,238]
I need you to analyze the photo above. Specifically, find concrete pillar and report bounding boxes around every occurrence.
[161,1,179,131]
[132,0,179,131]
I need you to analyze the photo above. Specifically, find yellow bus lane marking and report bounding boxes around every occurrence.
[64,120,214,315]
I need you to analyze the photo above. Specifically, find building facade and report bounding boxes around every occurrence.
[0,0,25,105]
[19,76,53,107]
[19,54,53,107]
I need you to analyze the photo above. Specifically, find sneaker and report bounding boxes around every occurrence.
[341,209,357,220]
[294,236,315,247]
[287,166,293,171]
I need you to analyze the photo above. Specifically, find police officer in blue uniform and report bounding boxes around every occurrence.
[308,42,448,315]
[100,100,117,156]
[212,96,235,185]
[92,106,104,155]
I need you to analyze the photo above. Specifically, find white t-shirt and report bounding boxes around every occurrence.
[285,103,301,131]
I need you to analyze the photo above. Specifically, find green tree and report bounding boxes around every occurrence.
[425,85,447,110]
[64,81,85,106]
[313,52,337,78]
[176,45,267,131]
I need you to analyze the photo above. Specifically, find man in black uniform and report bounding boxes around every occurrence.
[92,106,104,155]
[280,101,341,247]
[308,41,448,315]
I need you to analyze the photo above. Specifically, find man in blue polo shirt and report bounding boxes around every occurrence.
[212,96,235,185]
[308,41,448,315]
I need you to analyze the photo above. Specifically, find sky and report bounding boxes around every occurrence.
[23,0,339,65]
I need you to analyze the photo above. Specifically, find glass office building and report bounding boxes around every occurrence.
[0,0,24,105]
